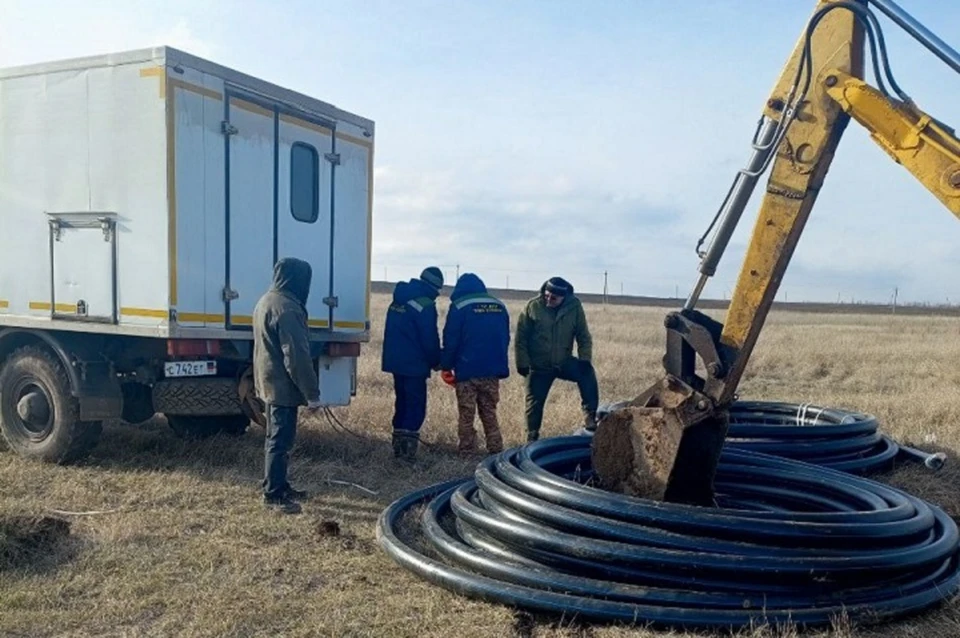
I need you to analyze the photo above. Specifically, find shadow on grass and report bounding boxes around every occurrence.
[34,413,484,514]
[72,414,380,470]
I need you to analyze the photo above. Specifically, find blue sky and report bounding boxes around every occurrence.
[3,1,959,303]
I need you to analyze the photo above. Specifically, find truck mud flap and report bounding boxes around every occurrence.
[75,361,122,421]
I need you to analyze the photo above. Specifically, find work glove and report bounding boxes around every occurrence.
[517,366,530,378]
[306,399,322,411]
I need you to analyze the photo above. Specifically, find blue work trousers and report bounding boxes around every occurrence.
[392,374,428,433]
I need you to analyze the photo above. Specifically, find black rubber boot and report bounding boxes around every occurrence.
[402,436,419,462]
[527,429,540,443]
[392,430,405,458]
[393,430,418,462]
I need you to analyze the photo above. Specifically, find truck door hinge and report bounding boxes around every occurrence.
[323,296,339,308]
[221,121,238,136]
[49,219,63,242]
[98,217,115,241]
[324,153,341,165]
[222,287,240,302]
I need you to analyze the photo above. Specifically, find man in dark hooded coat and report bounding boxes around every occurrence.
[253,257,321,514]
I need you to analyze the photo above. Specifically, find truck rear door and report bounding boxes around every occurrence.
[276,112,336,328]
[222,91,336,329]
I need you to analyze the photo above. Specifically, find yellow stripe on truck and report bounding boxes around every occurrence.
[177,313,226,323]
[120,307,169,319]
[308,319,367,329]
[29,301,77,313]
[139,66,166,98]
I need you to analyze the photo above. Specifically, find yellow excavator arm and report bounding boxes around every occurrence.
[827,72,960,210]
[593,0,960,506]
[722,0,960,402]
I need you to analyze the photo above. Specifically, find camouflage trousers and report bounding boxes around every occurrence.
[455,377,504,455]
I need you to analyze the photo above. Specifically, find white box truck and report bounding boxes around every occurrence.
[0,46,374,462]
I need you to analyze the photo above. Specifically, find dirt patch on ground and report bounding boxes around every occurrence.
[0,515,71,571]
[316,520,341,537]
[314,519,374,554]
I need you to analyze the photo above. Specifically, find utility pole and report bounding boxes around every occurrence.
[603,271,608,305]
[892,287,898,314]
[675,284,679,299]
[456,264,460,280]
[620,282,624,296]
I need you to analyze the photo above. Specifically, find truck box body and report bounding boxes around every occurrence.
[0,46,374,345]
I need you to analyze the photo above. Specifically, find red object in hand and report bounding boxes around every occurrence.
[440,370,456,386]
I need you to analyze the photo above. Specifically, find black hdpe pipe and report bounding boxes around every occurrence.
[376,402,960,631]
[725,401,946,473]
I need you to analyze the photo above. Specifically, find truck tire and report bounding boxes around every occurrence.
[153,378,243,416]
[0,346,103,463]
[166,414,249,439]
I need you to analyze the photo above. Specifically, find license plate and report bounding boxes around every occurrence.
[164,360,217,378]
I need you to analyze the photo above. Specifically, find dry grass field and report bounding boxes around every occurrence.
[3,291,960,637]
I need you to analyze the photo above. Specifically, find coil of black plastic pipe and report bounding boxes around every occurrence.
[725,400,901,473]
[376,401,960,631]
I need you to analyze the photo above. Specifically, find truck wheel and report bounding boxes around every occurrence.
[0,346,103,463]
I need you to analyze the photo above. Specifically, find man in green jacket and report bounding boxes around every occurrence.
[253,257,322,515]
[515,277,599,442]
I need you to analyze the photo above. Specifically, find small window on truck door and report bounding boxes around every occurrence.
[291,142,319,223]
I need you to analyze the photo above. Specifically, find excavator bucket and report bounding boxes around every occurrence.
[591,375,729,506]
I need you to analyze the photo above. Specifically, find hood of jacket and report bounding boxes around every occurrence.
[450,273,487,303]
[270,257,313,306]
[392,278,439,304]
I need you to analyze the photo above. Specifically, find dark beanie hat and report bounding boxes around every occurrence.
[420,266,444,291]
[544,276,573,296]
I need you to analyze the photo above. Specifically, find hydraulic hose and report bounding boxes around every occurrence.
[377,402,960,632]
